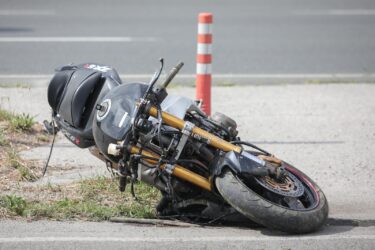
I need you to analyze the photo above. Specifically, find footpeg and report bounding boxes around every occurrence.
[43,120,58,135]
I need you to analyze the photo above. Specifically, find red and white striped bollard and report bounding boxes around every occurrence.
[196,13,213,116]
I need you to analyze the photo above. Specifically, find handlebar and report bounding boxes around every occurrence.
[159,62,184,90]
[133,60,184,143]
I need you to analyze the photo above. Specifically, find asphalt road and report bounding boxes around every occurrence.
[1,0,375,78]
[0,220,374,250]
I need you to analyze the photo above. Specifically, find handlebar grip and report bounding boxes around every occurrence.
[160,62,184,89]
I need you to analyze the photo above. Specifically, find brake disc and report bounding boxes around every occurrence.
[254,172,305,198]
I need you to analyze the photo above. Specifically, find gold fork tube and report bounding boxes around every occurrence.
[148,106,242,153]
[129,146,211,191]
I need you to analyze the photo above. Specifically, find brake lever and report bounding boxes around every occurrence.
[142,58,164,101]
[132,58,165,138]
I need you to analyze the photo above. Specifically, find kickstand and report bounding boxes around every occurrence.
[130,179,138,201]
[41,118,58,176]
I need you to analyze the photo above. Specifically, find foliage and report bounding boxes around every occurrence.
[10,113,35,131]
[0,195,27,216]
[0,177,160,221]
[0,109,35,131]
[7,150,37,181]
[0,129,9,146]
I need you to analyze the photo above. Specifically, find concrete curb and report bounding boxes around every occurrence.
[1,73,375,87]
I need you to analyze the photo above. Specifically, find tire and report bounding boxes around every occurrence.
[215,164,329,234]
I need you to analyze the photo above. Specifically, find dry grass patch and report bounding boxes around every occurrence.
[0,177,160,221]
[0,108,161,221]
[0,108,51,191]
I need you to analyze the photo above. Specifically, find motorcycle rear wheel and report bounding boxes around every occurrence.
[215,163,328,234]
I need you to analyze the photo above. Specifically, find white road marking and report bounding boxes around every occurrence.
[0,37,158,42]
[0,10,56,16]
[0,234,374,243]
[294,9,375,16]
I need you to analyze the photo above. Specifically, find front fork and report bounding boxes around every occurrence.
[128,146,212,191]
[120,105,277,192]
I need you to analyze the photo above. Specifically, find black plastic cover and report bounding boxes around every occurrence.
[212,150,268,177]
[47,70,75,112]
[58,70,101,128]
[93,82,148,160]
[47,62,121,148]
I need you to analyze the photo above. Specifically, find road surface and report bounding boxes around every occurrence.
[0,220,374,250]
[0,0,375,83]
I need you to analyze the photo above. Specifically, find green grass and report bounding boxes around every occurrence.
[7,150,37,181]
[0,177,161,221]
[0,195,27,216]
[10,113,35,131]
[0,83,31,88]
[215,82,236,87]
[0,129,9,146]
[0,109,38,181]
[0,109,13,121]
[0,109,35,131]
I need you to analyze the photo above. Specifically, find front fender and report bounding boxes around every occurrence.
[212,150,268,178]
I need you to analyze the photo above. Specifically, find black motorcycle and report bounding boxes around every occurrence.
[45,59,328,233]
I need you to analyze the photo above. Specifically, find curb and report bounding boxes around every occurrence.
[1,74,375,87]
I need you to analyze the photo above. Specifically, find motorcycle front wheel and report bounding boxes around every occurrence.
[215,163,328,234]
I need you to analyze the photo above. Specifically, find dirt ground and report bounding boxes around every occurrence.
[0,121,50,192]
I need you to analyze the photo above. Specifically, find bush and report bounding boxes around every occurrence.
[0,109,13,121]
[0,195,27,216]
[0,129,9,146]
[10,113,35,131]
[0,109,35,131]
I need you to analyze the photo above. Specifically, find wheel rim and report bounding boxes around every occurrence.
[241,163,320,211]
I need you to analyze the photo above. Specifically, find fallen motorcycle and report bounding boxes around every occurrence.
[45,59,328,233]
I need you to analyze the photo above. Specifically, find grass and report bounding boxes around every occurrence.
[0,195,27,216]
[0,129,9,146]
[36,134,50,143]
[0,109,13,121]
[215,82,236,87]
[10,113,35,131]
[0,177,161,221]
[0,108,40,183]
[6,150,37,182]
[0,83,31,88]
[0,109,35,132]
[0,108,159,221]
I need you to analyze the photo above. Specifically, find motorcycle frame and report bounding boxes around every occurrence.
[127,105,244,192]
